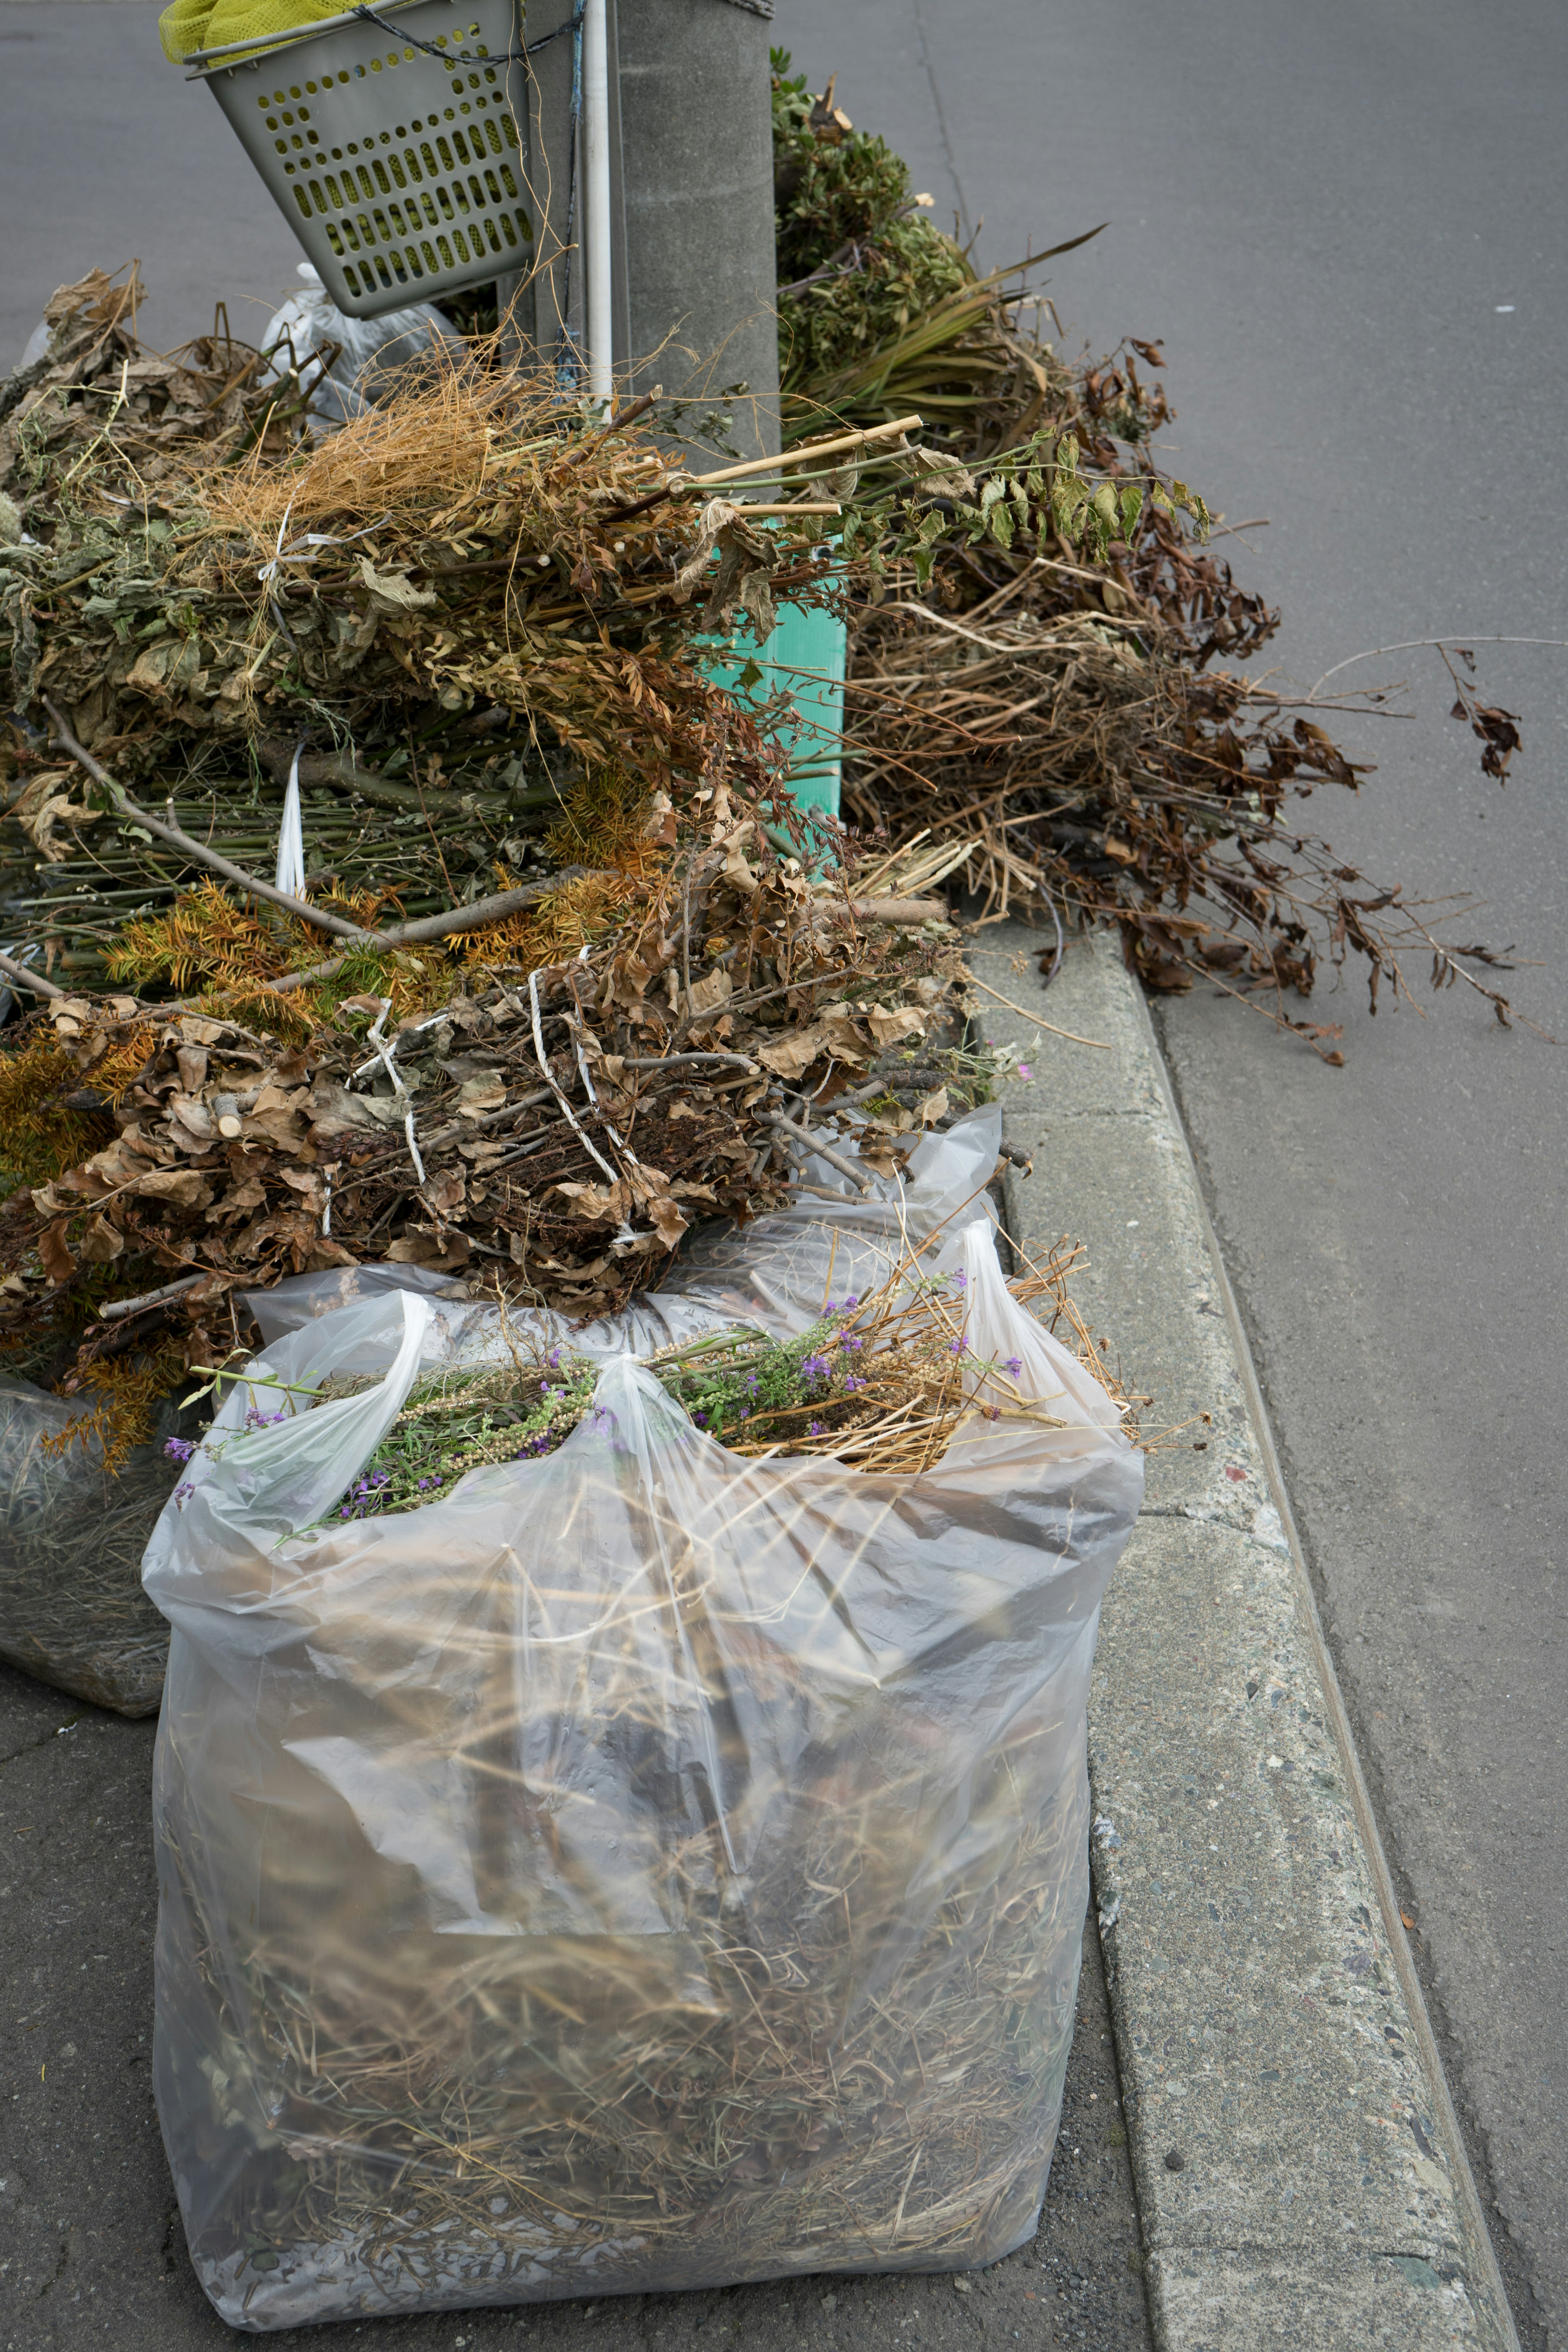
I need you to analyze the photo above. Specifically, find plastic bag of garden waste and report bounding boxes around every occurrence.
[0,1382,183,1715]
[143,1172,1142,2328]
[256,264,459,434]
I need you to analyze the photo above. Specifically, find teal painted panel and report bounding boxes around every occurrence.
[704,598,847,822]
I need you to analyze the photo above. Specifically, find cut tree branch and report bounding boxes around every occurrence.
[266,869,608,993]
[762,1110,875,1197]
[0,948,65,1002]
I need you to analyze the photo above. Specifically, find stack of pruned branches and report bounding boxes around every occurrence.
[772,53,1531,1052]
[0,794,969,1454]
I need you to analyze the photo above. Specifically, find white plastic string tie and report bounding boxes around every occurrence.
[366,1000,426,1186]
[275,740,307,902]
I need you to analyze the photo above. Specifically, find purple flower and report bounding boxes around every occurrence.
[800,1353,830,1383]
[808,1421,823,1437]
[163,1437,196,1463]
[842,1333,863,1351]
[1017,1063,1032,1080]
[983,1404,1002,1422]
[843,1296,859,1311]
[951,1268,967,1290]
[948,1336,968,1357]
[739,1405,750,1419]
[418,1478,432,1489]
[693,1410,707,1425]
[340,1505,353,1518]
[173,1481,194,1508]
[1004,1356,1022,1377]
[844,1375,864,1394]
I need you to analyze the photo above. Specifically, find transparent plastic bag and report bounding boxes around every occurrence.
[256,264,460,434]
[0,1382,180,1715]
[145,1117,1142,2328]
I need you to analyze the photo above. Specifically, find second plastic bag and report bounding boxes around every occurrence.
[145,1139,1142,2330]
[0,1382,182,1715]
[255,264,460,433]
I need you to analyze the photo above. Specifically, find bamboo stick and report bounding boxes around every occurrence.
[692,415,925,489]
[605,416,924,524]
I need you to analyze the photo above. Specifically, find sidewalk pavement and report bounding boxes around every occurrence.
[969,921,1520,2352]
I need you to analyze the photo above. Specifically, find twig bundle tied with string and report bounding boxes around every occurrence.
[145,1213,1144,2328]
[0,809,974,1457]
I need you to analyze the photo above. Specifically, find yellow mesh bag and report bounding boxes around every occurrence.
[158,0,343,65]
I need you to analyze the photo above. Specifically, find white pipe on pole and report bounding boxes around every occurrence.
[581,0,613,406]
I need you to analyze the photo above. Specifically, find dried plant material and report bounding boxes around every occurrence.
[772,58,1532,1049]
[249,1262,1076,1523]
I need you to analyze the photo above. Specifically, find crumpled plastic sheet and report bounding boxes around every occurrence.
[144,1106,1143,2327]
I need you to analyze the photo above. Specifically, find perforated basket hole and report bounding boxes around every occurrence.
[207,0,528,314]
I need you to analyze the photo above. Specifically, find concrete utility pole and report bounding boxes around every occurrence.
[618,0,780,459]
[502,0,779,460]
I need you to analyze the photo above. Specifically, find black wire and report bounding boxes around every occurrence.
[350,0,582,73]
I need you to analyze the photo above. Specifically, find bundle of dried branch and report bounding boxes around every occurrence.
[0,290,816,983]
[772,60,1531,1049]
[0,790,973,1449]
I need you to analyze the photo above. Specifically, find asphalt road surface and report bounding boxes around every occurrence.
[2,2,1564,2346]
[769,2,1567,2343]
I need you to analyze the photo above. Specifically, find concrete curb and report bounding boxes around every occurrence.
[970,923,1519,2352]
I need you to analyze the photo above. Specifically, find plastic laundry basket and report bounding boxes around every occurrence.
[188,0,535,319]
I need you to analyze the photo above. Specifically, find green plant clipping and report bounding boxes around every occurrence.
[772,55,971,392]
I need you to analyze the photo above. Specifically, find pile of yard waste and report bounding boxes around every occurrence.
[772,51,1527,1040]
[0,64,1530,1482]
[0,266,993,1459]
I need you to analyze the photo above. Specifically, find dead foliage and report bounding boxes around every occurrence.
[771,62,1531,1047]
